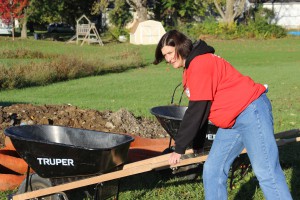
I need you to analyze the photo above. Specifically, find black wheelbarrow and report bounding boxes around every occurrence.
[150,82,218,152]
[150,105,218,151]
[4,125,134,200]
[150,105,252,185]
[150,105,219,179]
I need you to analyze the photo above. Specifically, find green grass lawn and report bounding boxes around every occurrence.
[0,37,299,131]
[0,37,299,199]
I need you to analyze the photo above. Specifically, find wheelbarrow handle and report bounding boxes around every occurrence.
[276,136,300,146]
[169,136,300,169]
[171,82,184,105]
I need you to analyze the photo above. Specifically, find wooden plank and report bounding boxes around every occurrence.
[13,136,300,200]
[123,149,193,169]
[12,150,195,200]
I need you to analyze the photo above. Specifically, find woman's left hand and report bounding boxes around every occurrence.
[169,152,182,165]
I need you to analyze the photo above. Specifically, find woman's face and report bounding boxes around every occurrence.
[161,45,185,69]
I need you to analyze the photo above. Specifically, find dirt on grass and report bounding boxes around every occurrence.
[0,104,168,147]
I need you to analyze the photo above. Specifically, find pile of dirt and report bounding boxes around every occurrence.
[0,104,168,147]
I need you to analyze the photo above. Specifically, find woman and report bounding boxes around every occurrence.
[153,30,292,200]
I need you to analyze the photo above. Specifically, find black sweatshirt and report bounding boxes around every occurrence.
[174,40,215,154]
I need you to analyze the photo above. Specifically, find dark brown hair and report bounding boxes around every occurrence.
[153,30,193,65]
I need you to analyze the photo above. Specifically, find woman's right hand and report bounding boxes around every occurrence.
[169,152,182,165]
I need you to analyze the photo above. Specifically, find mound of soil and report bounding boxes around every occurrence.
[0,104,168,147]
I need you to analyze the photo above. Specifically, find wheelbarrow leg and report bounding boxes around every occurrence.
[25,166,30,192]
[168,137,173,149]
[116,179,120,200]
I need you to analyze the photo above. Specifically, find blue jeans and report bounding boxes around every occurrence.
[203,93,292,200]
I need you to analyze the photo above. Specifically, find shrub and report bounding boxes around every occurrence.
[0,47,144,90]
[107,26,130,42]
[0,48,55,59]
[177,6,286,40]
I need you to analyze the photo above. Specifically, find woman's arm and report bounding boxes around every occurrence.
[175,100,211,154]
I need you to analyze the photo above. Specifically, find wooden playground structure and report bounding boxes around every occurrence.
[67,15,103,46]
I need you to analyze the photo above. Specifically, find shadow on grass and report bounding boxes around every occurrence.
[280,142,300,200]
[0,101,27,107]
[119,141,300,199]
[233,174,260,200]
[119,169,202,199]
[233,142,300,200]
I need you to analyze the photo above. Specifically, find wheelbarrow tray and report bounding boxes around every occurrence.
[4,125,134,178]
[150,105,218,147]
[150,105,187,139]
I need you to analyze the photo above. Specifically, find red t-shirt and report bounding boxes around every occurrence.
[183,54,266,128]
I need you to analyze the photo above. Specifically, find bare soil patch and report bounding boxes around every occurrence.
[0,104,168,147]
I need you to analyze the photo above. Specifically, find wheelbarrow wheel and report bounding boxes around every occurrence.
[17,173,66,200]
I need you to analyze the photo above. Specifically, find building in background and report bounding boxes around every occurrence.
[249,0,300,29]
[129,20,166,45]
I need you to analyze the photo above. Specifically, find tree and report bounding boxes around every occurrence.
[178,0,211,22]
[61,0,95,26]
[152,0,246,27]
[0,0,29,40]
[213,0,247,25]
[153,0,210,26]
[27,0,63,24]
[27,0,94,29]
[91,0,109,31]
[17,0,64,39]
[109,0,132,29]
[91,0,109,15]
[126,0,148,22]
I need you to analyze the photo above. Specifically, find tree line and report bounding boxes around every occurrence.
[0,0,279,40]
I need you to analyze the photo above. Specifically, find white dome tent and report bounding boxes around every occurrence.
[129,20,166,45]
